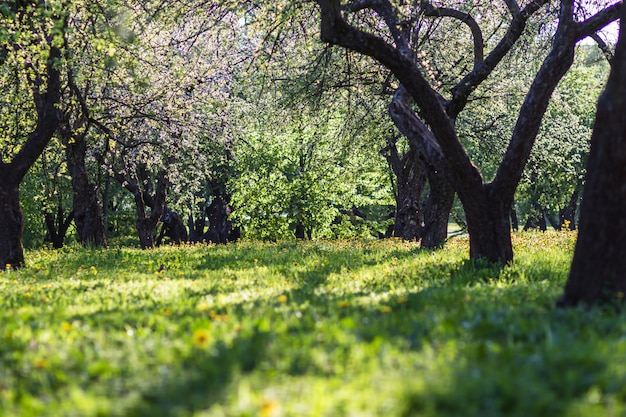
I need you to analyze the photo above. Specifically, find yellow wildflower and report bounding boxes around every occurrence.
[261,400,280,417]
[277,295,288,303]
[192,328,212,348]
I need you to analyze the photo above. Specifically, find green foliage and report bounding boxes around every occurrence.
[230,103,392,240]
[1,232,626,416]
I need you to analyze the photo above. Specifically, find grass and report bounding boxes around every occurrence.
[1,231,625,416]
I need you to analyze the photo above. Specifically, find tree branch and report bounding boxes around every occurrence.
[421,2,484,68]
[447,0,550,118]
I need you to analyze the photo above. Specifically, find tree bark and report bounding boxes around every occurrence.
[422,170,454,248]
[0,173,25,268]
[64,133,107,247]
[0,42,61,268]
[388,86,454,247]
[381,141,426,241]
[558,11,626,307]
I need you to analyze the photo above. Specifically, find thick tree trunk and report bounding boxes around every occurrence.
[558,13,626,307]
[391,148,427,241]
[0,42,62,268]
[388,86,453,246]
[65,136,107,247]
[0,175,25,269]
[422,169,454,248]
[463,184,514,264]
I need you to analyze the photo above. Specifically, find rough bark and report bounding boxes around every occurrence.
[0,43,61,269]
[0,173,25,268]
[422,170,455,248]
[558,10,626,307]
[388,86,454,247]
[396,151,427,241]
[64,134,107,247]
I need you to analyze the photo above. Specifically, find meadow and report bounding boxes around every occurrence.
[1,231,626,417]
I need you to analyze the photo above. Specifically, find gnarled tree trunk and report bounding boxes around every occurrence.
[0,40,62,268]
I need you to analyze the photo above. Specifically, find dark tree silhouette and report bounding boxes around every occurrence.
[559,8,626,307]
[0,6,62,268]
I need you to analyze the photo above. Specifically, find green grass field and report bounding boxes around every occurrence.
[1,231,626,417]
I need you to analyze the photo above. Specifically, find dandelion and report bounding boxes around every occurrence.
[338,300,350,308]
[261,400,280,417]
[277,295,288,303]
[192,328,212,348]
[61,322,73,332]
[379,305,392,313]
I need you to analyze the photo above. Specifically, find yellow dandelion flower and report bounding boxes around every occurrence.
[277,295,288,303]
[261,400,280,417]
[61,321,73,332]
[379,306,392,313]
[397,296,408,304]
[338,300,350,308]
[192,328,212,348]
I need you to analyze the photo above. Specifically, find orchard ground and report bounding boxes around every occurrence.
[1,231,625,417]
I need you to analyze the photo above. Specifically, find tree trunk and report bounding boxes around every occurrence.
[422,169,454,248]
[389,147,427,241]
[44,205,74,249]
[0,41,62,268]
[463,184,514,264]
[558,12,626,307]
[0,174,25,269]
[65,136,107,247]
[387,86,453,247]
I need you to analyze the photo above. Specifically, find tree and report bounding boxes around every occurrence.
[313,0,621,264]
[558,6,625,307]
[0,2,64,268]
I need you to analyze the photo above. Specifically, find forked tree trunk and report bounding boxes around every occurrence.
[43,205,74,249]
[558,13,626,307]
[388,86,454,248]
